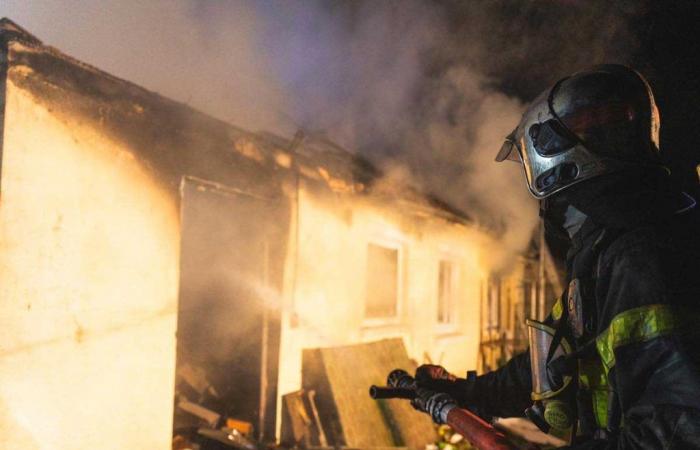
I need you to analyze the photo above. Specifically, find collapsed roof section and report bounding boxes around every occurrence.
[0,17,471,225]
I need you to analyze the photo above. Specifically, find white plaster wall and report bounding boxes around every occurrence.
[0,82,179,449]
[277,188,485,407]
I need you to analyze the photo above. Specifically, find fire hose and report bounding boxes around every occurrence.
[369,369,519,450]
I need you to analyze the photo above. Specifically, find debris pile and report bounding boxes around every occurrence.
[172,339,438,450]
[172,363,258,450]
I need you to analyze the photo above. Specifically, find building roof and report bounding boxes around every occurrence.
[0,18,471,225]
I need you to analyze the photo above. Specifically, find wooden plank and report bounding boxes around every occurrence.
[302,338,436,449]
[280,389,327,447]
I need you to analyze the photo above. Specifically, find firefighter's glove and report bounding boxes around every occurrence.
[411,387,457,424]
[415,364,475,406]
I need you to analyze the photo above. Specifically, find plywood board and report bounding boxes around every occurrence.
[302,338,436,449]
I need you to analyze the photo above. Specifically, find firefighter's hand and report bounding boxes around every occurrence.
[415,364,458,384]
[410,387,457,424]
[414,365,474,404]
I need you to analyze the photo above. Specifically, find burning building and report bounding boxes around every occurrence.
[0,18,558,450]
[479,236,563,372]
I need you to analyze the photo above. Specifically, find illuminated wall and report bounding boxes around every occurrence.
[0,82,180,449]
[277,186,486,405]
[0,39,492,448]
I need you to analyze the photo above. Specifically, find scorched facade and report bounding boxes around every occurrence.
[0,19,504,449]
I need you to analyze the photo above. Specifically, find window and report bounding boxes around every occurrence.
[365,243,399,319]
[437,260,456,325]
[487,277,500,331]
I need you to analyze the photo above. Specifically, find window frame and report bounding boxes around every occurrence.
[435,258,460,334]
[362,238,404,327]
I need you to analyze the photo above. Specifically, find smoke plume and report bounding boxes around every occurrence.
[1,0,648,264]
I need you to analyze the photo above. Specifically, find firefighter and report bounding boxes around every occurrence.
[412,65,700,448]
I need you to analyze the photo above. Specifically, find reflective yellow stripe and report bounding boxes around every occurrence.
[579,358,609,428]
[596,304,681,371]
[591,388,609,429]
[551,298,564,321]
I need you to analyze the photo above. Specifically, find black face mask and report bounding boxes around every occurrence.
[540,195,571,243]
[562,168,676,229]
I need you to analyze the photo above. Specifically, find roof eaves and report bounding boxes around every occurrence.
[0,18,42,47]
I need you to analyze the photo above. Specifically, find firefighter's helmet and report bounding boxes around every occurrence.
[496,64,663,199]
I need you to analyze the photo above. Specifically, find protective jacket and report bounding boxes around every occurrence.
[467,174,700,449]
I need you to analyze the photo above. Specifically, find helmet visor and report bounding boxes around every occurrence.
[495,129,522,162]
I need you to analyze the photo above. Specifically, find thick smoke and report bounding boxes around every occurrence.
[1,0,646,265]
[0,0,288,132]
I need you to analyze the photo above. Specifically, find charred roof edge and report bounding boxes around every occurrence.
[0,18,42,47]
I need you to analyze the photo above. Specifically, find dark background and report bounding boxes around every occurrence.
[436,0,700,189]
